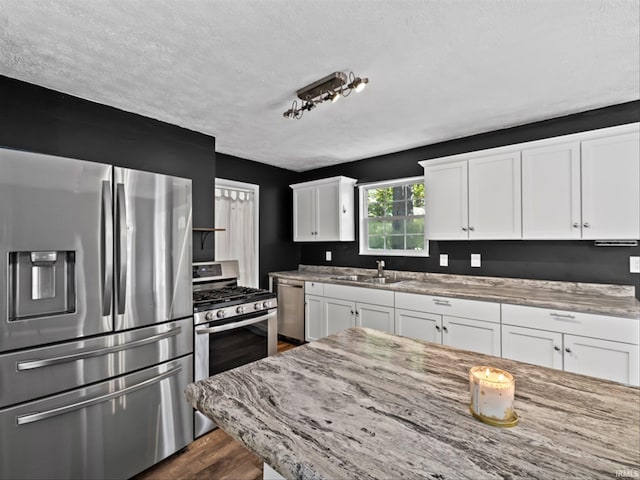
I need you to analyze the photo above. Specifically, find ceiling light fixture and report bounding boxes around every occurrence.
[283,71,369,119]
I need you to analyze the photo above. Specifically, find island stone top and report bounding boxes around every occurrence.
[185,327,640,480]
[269,265,640,318]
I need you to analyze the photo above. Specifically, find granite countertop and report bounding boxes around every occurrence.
[269,266,640,319]
[186,327,640,480]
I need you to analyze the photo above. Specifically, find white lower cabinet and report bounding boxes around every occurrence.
[304,281,639,386]
[502,304,639,386]
[395,293,501,356]
[305,283,394,340]
[563,335,639,386]
[442,316,501,356]
[502,324,563,369]
[325,297,356,336]
[357,303,395,333]
[304,294,324,342]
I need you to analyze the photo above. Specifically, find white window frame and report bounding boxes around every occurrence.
[358,176,429,257]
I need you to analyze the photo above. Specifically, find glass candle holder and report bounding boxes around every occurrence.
[469,366,518,427]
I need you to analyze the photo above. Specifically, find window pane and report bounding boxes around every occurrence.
[390,201,406,216]
[368,236,385,250]
[389,219,405,235]
[367,220,385,236]
[406,217,424,234]
[406,235,424,250]
[387,235,405,250]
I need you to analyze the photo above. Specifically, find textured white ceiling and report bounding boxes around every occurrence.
[1,0,638,171]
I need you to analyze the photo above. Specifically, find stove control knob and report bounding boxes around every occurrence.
[263,301,273,309]
[254,302,264,311]
[216,310,226,319]
[236,306,245,314]
[205,311,215,321]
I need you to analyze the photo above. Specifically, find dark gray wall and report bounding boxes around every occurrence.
[0,75,216,261]
[215,153,300,289]
[298,101,640,292]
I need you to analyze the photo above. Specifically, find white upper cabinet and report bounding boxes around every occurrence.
[522,141,582,239]
[468,152,522,239]
[424,160,468,240]
[421,123,639,241]
[581,131,640,240]
[291,176,357,242]
[423,153,521,239]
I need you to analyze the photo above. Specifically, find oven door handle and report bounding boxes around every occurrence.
[196,311,276,335]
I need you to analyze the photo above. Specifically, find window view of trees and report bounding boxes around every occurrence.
[365,182,425,251]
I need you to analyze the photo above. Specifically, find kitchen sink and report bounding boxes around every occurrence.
[331,274,372,282]
[362,276,404,284]
[331,275,404,284]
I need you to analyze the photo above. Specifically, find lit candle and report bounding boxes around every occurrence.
[469,366,517,427]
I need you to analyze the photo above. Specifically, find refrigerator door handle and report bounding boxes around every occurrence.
[116,183,128,315]
[101,181,113,316]
[16,366,182,426]
[16,326,183,371]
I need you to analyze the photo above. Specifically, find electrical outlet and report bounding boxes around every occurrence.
[325,251,332,262]
[631,256,640,274]
[439,254,448,267]
[471,254,481,268]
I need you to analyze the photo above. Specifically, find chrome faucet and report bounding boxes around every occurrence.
[376,260,385,278]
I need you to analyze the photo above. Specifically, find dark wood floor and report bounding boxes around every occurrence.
[134,340,298,480]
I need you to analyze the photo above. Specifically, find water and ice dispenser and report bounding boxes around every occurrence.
[8,251,76,321]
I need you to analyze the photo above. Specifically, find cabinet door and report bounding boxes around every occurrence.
[315,183,340,241]
[292,188,316,241]
[324,298,356,336]
[424,160,468,239]
[564,335,639,387]
[395,309,442,343]
[356,303,395,334]
[468,152,522,239]
[581,131,640,239]
[442,316,501,356]
[522,142,581,239]
[304,295,325,342]
[502,324,563,369]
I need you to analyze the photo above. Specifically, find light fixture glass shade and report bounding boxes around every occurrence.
[330,91,340,103]
[354,78,368,92]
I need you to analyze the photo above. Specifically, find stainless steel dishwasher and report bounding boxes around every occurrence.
[273,278,305,343]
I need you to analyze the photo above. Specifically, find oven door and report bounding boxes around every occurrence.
[194,309,277,437]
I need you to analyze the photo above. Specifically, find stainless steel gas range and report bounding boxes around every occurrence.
[193,260,277,437]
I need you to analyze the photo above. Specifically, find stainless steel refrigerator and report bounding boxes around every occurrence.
[0,148,194,479]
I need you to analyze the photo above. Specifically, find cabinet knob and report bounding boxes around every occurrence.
[553,346,561,352]
[583,223,590,228]
[468,226,475,231]
[565,347,572,353]
[462,227,468,232]
[572,223,580,228]
[435,325,441,332]
[350,310,354,315]
[342,205,347,214]
[442,326,448,333]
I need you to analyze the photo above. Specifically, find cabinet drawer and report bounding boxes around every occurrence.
[323,284,394,307]
[305,281,325,295]
[502,304,639,344]
[395,292,499,323]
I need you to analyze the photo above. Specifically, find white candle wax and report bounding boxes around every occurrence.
[469,366,515,423]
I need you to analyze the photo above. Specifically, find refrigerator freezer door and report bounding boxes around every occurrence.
[0,355,193,480]
[0,317,193,408]
[0,149,113,352]
[113,168,192,330]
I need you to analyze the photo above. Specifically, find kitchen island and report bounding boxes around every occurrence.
[185,327,640,479]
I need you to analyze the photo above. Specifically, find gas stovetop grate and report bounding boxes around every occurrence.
[193,286,275,310]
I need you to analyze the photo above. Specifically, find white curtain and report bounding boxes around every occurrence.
[215,186,257,287]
